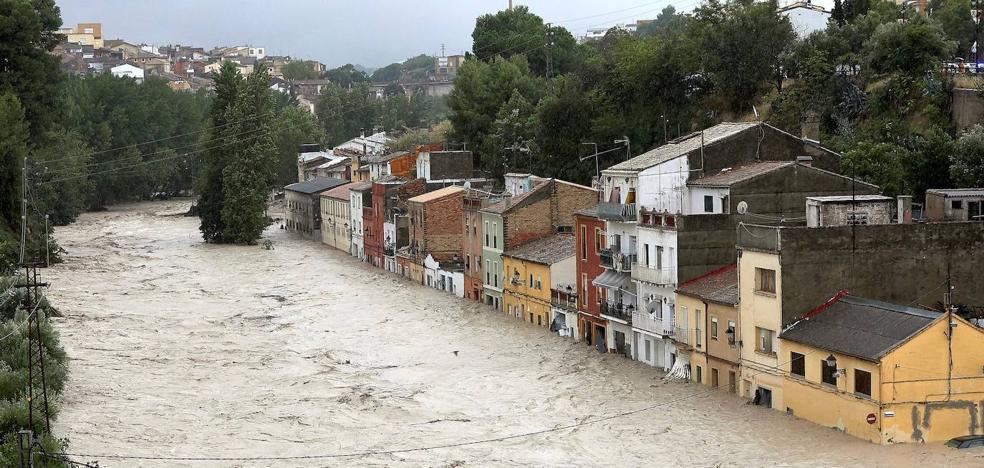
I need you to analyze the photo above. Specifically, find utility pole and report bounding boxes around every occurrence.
[20,156,27,264]
[944,265,954,401]
[580,143,600,179]
[615,136,631,160]
[16,263,52,437]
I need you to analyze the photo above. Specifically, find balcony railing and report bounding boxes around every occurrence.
[383,246,395,257]
[599,249,634,272]
[631,263,675,286]
[631,311,676,336]
[550,288,578,310]
[638,208,676,230]
[597,202,637,222]
[673,326,690,346]
[600,301,634,323]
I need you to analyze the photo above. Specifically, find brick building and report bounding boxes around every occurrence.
[407,186,466,263]
[481,179,598,311]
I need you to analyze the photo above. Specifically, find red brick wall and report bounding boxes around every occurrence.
[503,196,553,250]
[420,191,464,262]
[575,213,606,317]
[552,182,599,229]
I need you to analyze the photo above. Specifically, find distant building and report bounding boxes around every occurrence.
[925,188,984,221]
[110,63,144,82]
[805,195,895,227]
[59,22,104,48]
[348,182,373,260]
[283,177,348,240]
[320,182,354,252]
[779,1,830,37]
[416,151,474,183]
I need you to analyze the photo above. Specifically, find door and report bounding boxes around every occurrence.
[728,371,736,394]
[759,388,772,409]
[711,368,719,388]
[614,330,626,356]
[969,201,982,221]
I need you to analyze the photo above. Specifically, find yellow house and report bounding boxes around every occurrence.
[780,292,984,444]
[675,265,740,393]
[502,235,576,328]
[737,249,784,409]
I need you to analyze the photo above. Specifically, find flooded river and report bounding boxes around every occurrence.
[45,201,981,467]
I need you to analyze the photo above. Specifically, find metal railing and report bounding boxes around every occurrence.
[630,263,675,286]
[673,326,690,345]
[599,249,634,272]
[550,289,578,310]
[597,202,637,222]
[600,301,634,323]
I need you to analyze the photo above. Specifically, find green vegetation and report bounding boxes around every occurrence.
[281,60,320,81]
[371,54,438,84]
[197,63,278,244]
[447,1,984,198]
[315,82,446,147]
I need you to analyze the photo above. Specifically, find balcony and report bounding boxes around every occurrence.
[631,263,675,286]
[383,244,395,257]
[596,202,637,222]
[673,326,690,346]
[600,301,634,323]
[599,249,635,272]
[550,288,579,311]
[639,208,676,230]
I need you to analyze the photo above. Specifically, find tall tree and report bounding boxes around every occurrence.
[951,125,984,187]
[271,105,325,186]
[472,6,580,77]
[324,64,370,87]
[0,93,27,237]
[0,0,63,137]
[220,64,276,244]
[197,62,242,243]
[282,60,320,81]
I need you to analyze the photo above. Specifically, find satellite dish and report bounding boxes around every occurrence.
[737,201,749,215]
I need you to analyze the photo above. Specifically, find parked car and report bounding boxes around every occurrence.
[945,435,984,449]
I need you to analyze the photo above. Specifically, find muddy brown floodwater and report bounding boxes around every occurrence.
[44,201,981,467]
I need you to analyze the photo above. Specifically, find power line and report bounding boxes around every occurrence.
[36,130,271,186]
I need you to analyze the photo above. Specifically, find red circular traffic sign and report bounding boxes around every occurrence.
[866,413,877,424]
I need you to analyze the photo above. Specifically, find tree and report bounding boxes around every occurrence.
[832,0,846,26]
[862,16,954,77]
[692,0,795,113]
[492,89,538,175]
[636,6,686,38]
[371,62,402,83]
[0,0,63,138]
[325,64,370,87]
[271,105,325,186]
[931,0,976,58]
[951,125,984,187]
[472,6,580,77]
[198,62,242,243]
[0,93,27,234]
[220,64,276,244]
[842,141,909,197]
[30,130,92,225]
[282,61,320,81]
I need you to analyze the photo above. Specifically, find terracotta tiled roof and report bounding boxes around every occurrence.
[676,264,739,305]
[407,185,464,203]
[320,182,355,200]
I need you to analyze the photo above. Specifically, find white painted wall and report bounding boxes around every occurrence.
[688,187,730,214]
[637,157,690,213]
[349,191,364,259]
[549,256,576,289]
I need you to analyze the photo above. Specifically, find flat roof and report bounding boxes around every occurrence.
[806,195,893,203]
[926,188,984,197]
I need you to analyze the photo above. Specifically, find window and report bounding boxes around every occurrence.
[465,254,470,270]
[656,246,664,270]
[821,359,837,386]
[710,317,718,340]
[754,268,776,294]
[695,366,703,383]
[644,339,651,361]
[492,222,498,248]
[695,310,703,347]
[704,195,714,213]
[790,352,805,377]
[952,200,963,210]
[485,260,491,284]
[756,327,774,354]
[580,225,587,260]
[854,369,872,397]
[595,228,604,253]
[582,274,588,307]
[535,276,542,290]
[643,243,650,266]
[493,261,499,287]
[484,221,489,246]
[596,286,603,304]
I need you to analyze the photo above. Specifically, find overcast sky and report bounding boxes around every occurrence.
[56,0,689,68]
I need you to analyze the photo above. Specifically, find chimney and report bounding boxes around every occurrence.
[796,156,813,167]
[360,128,365,138]
[897,195,913,224]
[801,110,820,143]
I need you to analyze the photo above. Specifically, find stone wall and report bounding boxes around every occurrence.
[952,88,984,132]
[777,221,984,324]
[551,182,599,229]
[421,191,464,261]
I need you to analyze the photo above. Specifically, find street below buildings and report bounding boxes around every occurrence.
[47,200,981,467]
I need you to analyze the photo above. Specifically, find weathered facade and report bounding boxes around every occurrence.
[675,265,739,393]
[779,294,984,444]
[348,182,373,260]
[462,189,506,302]
[575,208,608,349]
[319,182,354,252]
[925,188,984,222]
[283,177,348,240]
[502,235,576,328]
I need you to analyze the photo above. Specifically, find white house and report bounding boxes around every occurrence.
[111,63,144,82]
[349,183,371,260]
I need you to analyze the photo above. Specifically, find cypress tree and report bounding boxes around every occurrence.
[219,64,276,244]
[832,0,846,26]
[197,62,241,242]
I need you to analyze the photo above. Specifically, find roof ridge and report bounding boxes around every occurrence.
[677,264,736,289]
[799,290,850,321]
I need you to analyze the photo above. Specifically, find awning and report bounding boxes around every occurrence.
[592,270,631,290]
